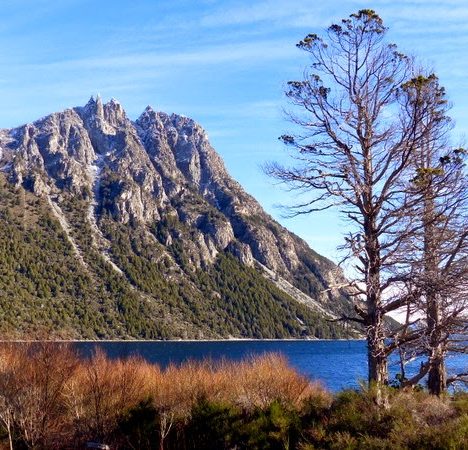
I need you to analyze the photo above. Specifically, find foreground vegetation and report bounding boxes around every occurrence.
[0,343,465,449]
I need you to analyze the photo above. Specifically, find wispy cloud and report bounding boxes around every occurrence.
[200,0,331,28]
[20,39,294,72]
[199,0,468,30]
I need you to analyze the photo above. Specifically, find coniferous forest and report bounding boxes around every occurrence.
[0,175,348,340]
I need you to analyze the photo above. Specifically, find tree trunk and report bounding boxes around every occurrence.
[426,295,446,395]
[366,305,389,409]
[364,217,389,406]
[427,345,446,395]
[367,317,388,386]
[364,213,388,389]
[423,176,447,396]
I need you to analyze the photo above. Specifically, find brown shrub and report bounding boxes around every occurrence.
[0,346,332,449]
[391,389,455,426]
[223,353,324,410]
[63,349,156,446]
[0,342,79,449]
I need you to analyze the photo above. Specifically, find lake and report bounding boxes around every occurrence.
[73,340,467,392]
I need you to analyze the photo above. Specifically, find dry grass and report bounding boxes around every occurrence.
[390,388,456,425]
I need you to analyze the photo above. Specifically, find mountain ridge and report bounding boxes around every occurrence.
[0,97,358,339]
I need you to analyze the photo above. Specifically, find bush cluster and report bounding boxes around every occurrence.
[0,343,466,449]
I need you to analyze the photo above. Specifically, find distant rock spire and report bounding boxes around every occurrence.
[83,94,104,119]
[104,97,126,126]
[95,94,104,117]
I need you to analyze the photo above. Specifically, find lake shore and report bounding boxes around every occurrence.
[0,342,465,449]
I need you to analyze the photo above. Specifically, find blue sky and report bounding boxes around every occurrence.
[1,0,467,263]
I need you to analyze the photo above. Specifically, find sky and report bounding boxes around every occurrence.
[0,0,467,264]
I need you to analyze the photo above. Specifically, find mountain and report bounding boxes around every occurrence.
[0,96,358,339]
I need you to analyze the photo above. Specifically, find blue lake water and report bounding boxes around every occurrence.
[74,340,467,392]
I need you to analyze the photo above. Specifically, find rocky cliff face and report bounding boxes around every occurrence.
[0,97,356,339]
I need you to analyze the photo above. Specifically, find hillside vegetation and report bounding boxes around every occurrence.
[0,176,350,339]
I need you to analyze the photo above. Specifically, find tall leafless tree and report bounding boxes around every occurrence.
[266,10,451,395]
[390,74,468,395]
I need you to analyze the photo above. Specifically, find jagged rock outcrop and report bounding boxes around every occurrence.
[0,97,356,339]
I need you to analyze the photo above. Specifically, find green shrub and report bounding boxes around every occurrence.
[236,401,300,450]
[119,398,158,449]
[186,398,241,450]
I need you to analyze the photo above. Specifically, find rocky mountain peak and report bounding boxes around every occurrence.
[0,98,355,339]
[76,95,128,138]
[103,98,126,128]
[82,95,104,120]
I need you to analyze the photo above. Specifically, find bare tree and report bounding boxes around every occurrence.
[266,10,447,394]
[0,342,79,449]
[0,344,20,450]
[391,74,468,395]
